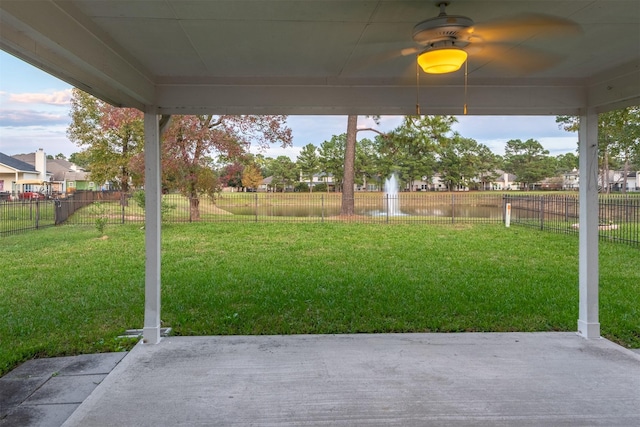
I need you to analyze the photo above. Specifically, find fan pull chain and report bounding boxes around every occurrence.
[416,59,421,115]
[463,61,468,115]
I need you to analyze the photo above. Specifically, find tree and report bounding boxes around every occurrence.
[161,115,241,219]
[378,116,453,191]
[319,134,346,192]
[608,107,640,192]
[270,156,298,192]
[474,145,501,190]
[556,107,640,193]
[241,163,263,191]
[438,135,485,191]
[250,153,271,177]
[71,91,292,216]
[297,143,320,192]
[341,115,385,215]
[555,152,579,173]
[342,115,358,215]
[69,151,92,170]
[142,115,291,219]
[258,155,276,181]
[67,88,144,192]
[355,137,379,191]
[503,139,556,190]
[219,161,245,191]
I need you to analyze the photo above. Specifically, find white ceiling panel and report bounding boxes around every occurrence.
[1,0,638,115]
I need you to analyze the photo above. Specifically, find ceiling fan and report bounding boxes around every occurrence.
[401,1,582,76]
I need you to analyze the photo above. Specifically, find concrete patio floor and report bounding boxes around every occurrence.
[57,332,640,426]
[0,352,127,427]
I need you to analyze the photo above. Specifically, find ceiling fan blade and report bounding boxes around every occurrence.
[400,47,420,57]
[342,41,418,76]
[467,42,565,75]
[462,13,582,43]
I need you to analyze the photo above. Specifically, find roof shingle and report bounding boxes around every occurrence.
[0,152,36,172]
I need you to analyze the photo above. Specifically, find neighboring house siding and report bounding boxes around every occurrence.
[74,181,93,190]
[0,152,40,195]
[7,151,90,196]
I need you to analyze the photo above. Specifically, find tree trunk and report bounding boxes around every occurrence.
[622,156,630,194]
[341,115,357,216]
[121,135,130,194]
[189,189,200,221]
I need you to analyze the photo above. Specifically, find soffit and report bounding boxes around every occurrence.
[1,0,638,115]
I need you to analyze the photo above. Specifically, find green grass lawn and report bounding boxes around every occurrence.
[1,222,638,376]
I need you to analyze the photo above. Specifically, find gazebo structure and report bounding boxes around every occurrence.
[2,0,638,345]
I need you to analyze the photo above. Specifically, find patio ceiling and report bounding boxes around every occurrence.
[1,0,638,116]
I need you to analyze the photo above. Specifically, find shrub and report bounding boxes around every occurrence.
[294,182,309,192]
[90,202,108,235]
[313,183,328,192]
[132,190,176,221]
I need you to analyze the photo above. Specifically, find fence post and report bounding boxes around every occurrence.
[451,193,455,224]
[121,193,126,224]
[385,194,389,224]
[255,193,258,223]
[502,195,506,223]
[321,194,324,223]
[540,197,545,230]
[54,199,61,225]
[625,194,630,223]
[35,199,40,229]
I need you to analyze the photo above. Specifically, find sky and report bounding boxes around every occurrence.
[0,50,578,161]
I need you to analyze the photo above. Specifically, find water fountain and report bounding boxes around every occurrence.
[384,174,401,215]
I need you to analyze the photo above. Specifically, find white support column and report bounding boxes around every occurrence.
[577,108,600,339]
[143,108,162,344]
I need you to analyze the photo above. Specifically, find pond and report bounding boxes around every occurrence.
[220,203,503,219]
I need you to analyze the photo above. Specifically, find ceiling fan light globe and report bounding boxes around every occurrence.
[417,48,467,74]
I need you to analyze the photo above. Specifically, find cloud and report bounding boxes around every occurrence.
[7,89,72,106]
[0,109,70,127]
[539,137,579,155]
[287,115,404,148]
[448,116,578,155]
[452,116,575,140]
[0,124,76,157]
[250,143,302,161]
[287,116,348,146]
[0,112,578,162]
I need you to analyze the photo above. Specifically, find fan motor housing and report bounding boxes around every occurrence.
[412,14,474,46]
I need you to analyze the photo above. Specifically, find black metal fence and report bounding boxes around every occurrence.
[0,198,56,235]
[63,192,507,224]
[207,192,506,224]
[3,191,639,247]
[505,194,640,247]
[0,191,125,236]
[1,191,506,235]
